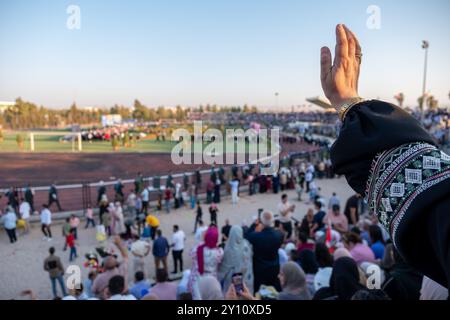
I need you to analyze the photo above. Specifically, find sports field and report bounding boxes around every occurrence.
[0,131,272,153]
[0,131,177,153]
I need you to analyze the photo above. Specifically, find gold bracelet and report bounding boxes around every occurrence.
[337,97,365,121]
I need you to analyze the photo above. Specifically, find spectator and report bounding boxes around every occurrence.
[420,276,448,300]
[171,225,185,274]
[153,229,170,274]
[381,248,423,300]
[19,198,31,234]
[176,270,191,298]
[91,236,129,298]
[296,232,314,253]
[313,257,364,300]
[43,247,66,298]
[146,268,177,300]
[198,275,223,300]
[66,229,78,262]
[297,249,319,295]
[194,220,208,244]
[342,232,375,265]
[63,283,88,300]
[193,201,203,233]
[323,204,348,234]
[229,178,239,204]
[24,185,35,213]
[2,206,17,243]
[69,214,80,240]
[221,218,231,243]
[328,192,340,210]
[40,204,53,241]
[277,194,295,239]
[298,208,314,237]
[246,211,283,292]
[310,201,326,235]
[218,225,254,295]
[369,225,385,260]
[48,183,62,212]
[106,275,136,300]
[85,204,95,229]
[209,203,218,226]
[277,262,311,300]
[188,226,223,300]
[129,271,151,300]
[343,194,361,227]
[164,187,172,213]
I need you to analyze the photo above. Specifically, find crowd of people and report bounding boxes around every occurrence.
[3,154,447,301]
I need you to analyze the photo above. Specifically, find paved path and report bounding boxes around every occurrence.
[0,177,353,300]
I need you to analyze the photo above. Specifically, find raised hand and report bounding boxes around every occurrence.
[321,24,362,111]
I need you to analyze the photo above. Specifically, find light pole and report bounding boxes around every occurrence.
[420,40,429,122]
[275,92,279,110]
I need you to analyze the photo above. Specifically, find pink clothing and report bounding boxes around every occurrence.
[188,245,223,300]
[197,226,219,275]
[70,217,80,228]
[91,262,128,298]
[323,212,348,232]
[86,208,94,219]
[350,243,376,265]
[149,282,178,300]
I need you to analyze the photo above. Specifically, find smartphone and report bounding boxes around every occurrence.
[257,208,264,220]
[232,272,244,295]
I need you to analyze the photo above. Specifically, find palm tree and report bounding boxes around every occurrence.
[426,95,438,110]
[394,93,405,107]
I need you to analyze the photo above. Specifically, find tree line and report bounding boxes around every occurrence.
[0,98,259,130]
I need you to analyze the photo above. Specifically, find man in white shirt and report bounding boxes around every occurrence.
[171,225,185,274]
[277,194,295,240]
[194,220,208,244]
[141,187,150,214]
[40,204,53,241]
[229,179,240,204]
[19,198,31,234]
[305,170,313,192]
[1,206,18,243]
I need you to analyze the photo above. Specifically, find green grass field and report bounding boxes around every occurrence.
[0,131,273,154]
[0,132,177,153]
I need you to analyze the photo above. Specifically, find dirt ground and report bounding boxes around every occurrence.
[0,142,319,212]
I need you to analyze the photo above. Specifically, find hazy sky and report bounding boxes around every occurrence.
[1,0,449,109]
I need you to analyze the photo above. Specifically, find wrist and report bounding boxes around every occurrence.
[336,97,365,121]
[331,95,360,112]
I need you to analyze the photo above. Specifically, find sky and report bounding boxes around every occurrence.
[0,0,449,109]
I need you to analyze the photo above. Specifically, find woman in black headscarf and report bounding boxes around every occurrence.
[297,249,319,296]
[382,248,423,300]
[313,257,364,300]
[321,24,450,292]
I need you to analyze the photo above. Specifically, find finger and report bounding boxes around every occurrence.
[320,46,332,83]
[343,24,356,59]
[335,24,348,64]
[347,27,361,54]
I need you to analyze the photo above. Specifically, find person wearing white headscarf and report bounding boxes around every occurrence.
[112,202,126,235]
[420,276,448,300]
[278,262,311,300]
[218,225,254,294]
[177,270,191,299]
[198,275,223,300]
